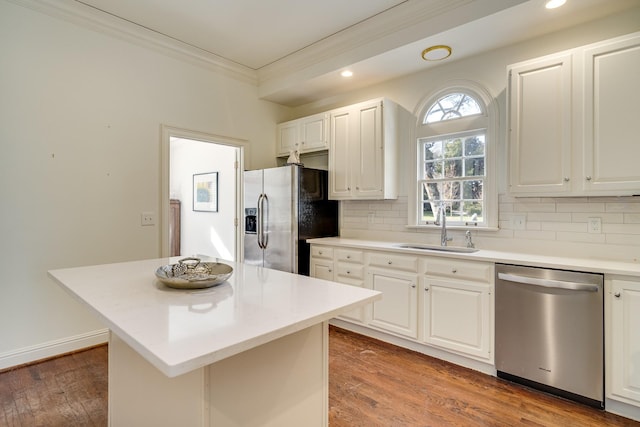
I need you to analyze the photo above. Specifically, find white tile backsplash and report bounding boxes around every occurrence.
[340,194,640,261]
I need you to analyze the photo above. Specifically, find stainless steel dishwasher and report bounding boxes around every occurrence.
[495,263,604,409]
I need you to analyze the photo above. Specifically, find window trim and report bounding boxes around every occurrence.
[409,80,498,230]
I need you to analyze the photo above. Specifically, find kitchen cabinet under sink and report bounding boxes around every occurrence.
[309,242,494,364]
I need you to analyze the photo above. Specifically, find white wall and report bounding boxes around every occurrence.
[290,7,640,262]
[0,1,285,363]
[170,138,237,260]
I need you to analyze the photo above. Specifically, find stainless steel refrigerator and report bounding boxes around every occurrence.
[243,165,338,275]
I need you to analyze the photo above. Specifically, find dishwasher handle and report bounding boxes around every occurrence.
[497,272,600,292]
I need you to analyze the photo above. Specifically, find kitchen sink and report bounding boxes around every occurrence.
[393,243,479,253]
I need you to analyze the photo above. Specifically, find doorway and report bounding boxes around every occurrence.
[161,126,246,261]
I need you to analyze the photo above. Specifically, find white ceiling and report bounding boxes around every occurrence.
[73,0,638,106]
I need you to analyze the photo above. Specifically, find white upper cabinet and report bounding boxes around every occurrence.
[328,98,399,200]
[508,53,573,195]
[508,32,640,197]
[276,112,329,157]
[583,35,640,194]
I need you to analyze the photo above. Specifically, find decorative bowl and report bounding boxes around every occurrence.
[155,257,233,289]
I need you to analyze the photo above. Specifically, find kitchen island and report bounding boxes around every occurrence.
[48,257,380,427]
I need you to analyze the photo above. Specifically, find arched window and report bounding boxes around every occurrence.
[412,82,496,229]
[424,92,482,123]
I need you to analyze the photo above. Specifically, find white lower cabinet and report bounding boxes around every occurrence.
[422,277,492,361]
[367,267,418,339]
[309,243,494,364]
[310,246,367,324]
[420,258,494,362]
[309,257,333,281]
[335,248,367,323]
[607,278,640,407]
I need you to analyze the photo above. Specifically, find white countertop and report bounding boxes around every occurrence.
[48,257,380,378]
[307,237,640,277]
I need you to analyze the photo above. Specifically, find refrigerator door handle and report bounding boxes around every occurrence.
[261,193,269,249]
[257,194,265,249]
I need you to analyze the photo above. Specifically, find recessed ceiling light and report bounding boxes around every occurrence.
[421,45,452,61]
[545,0,566,9]
[341,70,353,77]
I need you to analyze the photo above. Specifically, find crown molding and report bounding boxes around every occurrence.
[257,0,473,84]
[7,0,258,85]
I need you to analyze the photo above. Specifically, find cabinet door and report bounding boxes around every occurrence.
[300,113,328,152]
[583,35,640,194]
[329,108,353,199]
[353,101,384,199]
[508,53,573,195]
[422,277,492,361]
[310,258,333,281]
[608,279,640,405]
[277,121,299,157]
[367,268,418,339]
[335,274,367,324]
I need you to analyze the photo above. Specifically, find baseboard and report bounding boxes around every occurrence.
[0,328,109,370]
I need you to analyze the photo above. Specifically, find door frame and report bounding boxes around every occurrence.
[160,124,248,261]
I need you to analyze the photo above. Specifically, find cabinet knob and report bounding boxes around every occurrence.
[347,255,351,259]
[388,261,392,265]
[319,251,323,255]
[452,268,457,273]
[614,292,621,298]
[424,287,429,292]
[356,186,360,190]
[586,176,592,181]
[411,284,416,289]
[563,177,570,182]
[346,270,351,274]
[328,269,332,273]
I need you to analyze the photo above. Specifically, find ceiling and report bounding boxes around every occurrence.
[72,0,638,106]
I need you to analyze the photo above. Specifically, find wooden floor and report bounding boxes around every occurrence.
[1,327,638,426]
[0,345,107,426]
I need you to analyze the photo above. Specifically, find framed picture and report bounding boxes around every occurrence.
[193,172,218,212]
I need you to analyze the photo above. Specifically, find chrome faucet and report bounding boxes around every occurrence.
[434,202,452,247]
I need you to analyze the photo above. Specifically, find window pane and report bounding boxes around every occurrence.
[463,201,483,223]
[449,201,461,220]
[465,158,484,177]
[424,93,482,124]
[441,181,460,200]
[422,202,436,222]
[425,161,443,179]
[424,140,442,160]
[444,139,463,158]
[464,135,485,156]
[423,182,441,202]
[443,159,462,178]
[463,180,483,199]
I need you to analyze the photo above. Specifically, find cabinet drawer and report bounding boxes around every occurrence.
[335,248,364,264]
[336,263,365,280]
[311,246,334,260]
[422,258,493,283]
[368,252,418,272]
